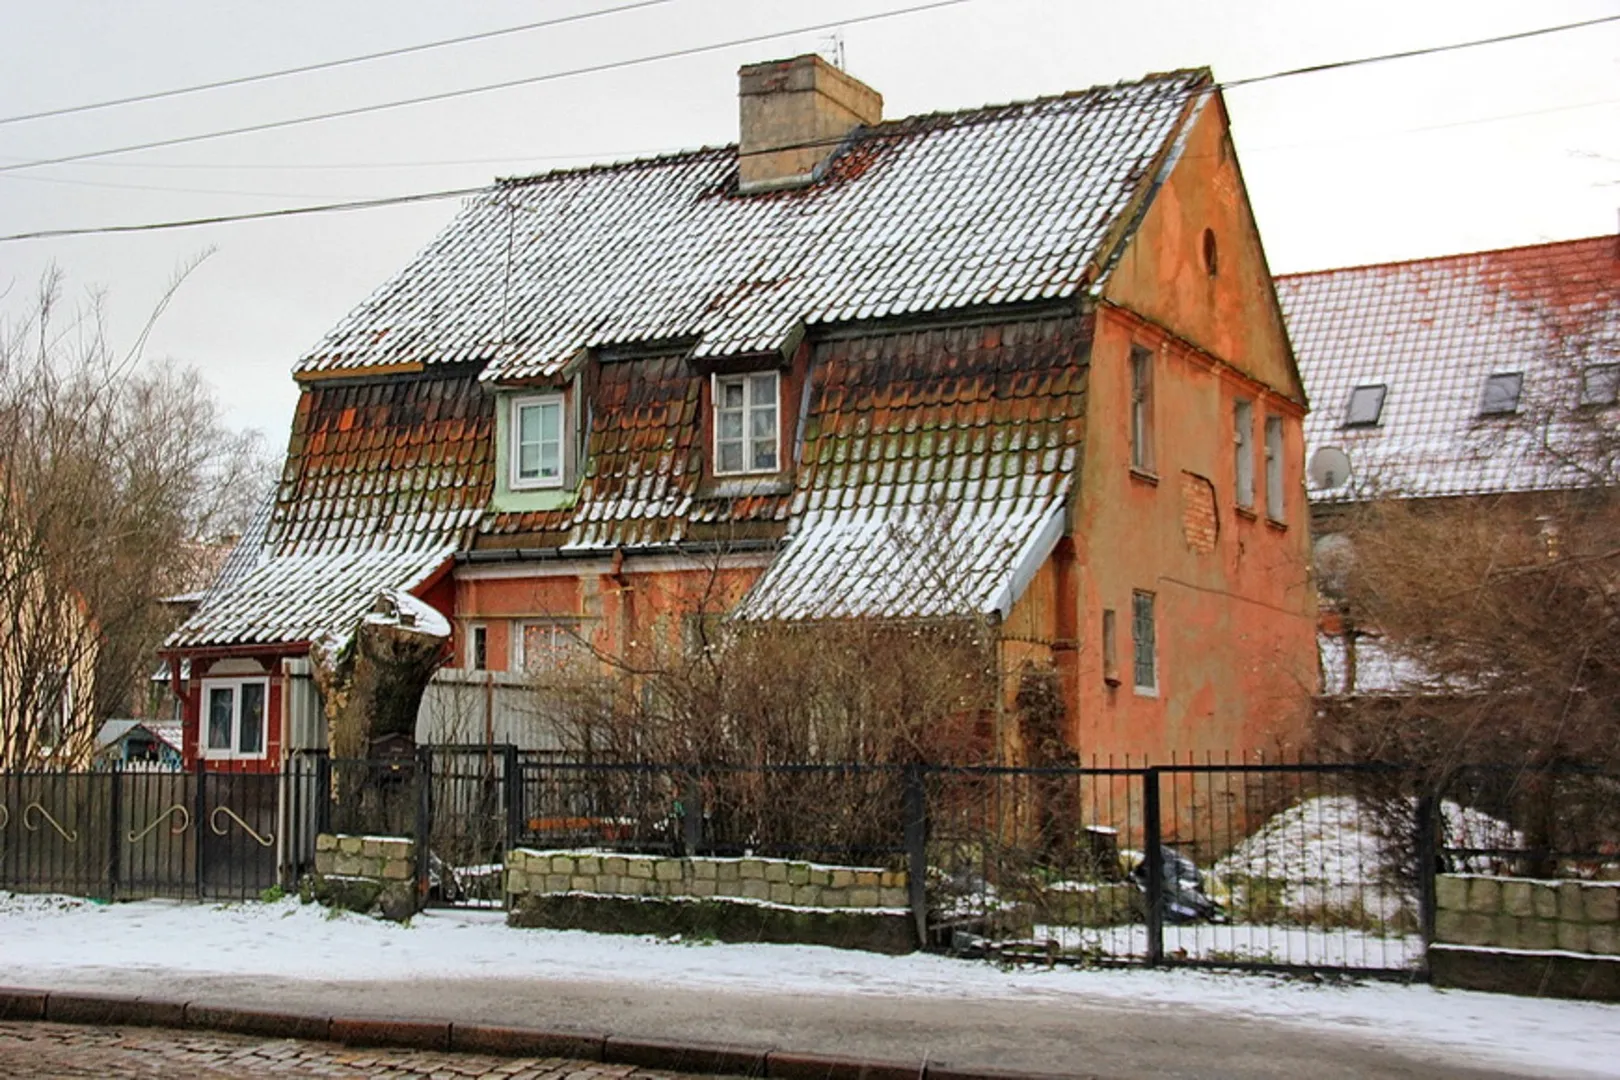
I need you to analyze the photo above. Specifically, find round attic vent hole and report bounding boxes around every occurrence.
[1202,228,1218,277]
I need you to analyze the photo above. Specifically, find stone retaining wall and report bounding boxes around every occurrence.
[1435,874,1619,954]
[1432,874,1620,1001]
[302,833,418,921]
[505,850,909,910]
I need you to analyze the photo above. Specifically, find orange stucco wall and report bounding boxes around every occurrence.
[1067,93,1316,763]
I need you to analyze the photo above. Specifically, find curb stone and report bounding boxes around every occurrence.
[0,986,1075,1079]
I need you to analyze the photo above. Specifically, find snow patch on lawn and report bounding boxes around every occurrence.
[1,891,1617,1078]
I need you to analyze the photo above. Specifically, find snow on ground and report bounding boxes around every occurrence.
[2,891,1618,1078]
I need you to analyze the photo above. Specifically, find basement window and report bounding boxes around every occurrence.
[1343,384,1387,428]
[1479,372,1522,416]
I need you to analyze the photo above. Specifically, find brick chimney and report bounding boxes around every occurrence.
[737,55,882,193]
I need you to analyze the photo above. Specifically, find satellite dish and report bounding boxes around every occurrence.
[1308,446,1352,491]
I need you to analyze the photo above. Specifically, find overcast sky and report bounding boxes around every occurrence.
[1,0,1616,444]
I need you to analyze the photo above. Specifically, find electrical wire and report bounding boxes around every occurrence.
[0,0,971,176]
[0,0,676,128]
[2,11,1616,243]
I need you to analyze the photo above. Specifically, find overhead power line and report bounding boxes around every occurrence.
[0,0,676,128]
[2,12,1617,244]
[0,0,971,176]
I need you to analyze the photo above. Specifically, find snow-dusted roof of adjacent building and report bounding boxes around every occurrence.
[1279,236,1620,502]
[296,71,1210,383]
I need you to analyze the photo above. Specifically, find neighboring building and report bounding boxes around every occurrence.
[164,56,1317,769]
[1278,234,1620,694]
[94,719,184,770]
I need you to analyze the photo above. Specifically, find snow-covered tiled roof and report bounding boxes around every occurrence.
[166,374,490,650]
[1279,236,1620,502]
[296,71,1210,383]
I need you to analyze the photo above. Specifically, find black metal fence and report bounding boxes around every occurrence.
[0,765,280,901]
[7,751,1615,979]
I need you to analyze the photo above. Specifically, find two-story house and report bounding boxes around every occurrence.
[163,56,1317,771]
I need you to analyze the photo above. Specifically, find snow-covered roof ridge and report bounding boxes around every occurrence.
[1279,234,1620,502]
[295,69,1209,383]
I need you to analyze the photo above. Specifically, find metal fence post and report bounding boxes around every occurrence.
[903,764,928,949]
[414,746,433,903]
[1143,766,1164,967]
[315,752,332,837]
[191,759,208,901]
[503,743,522,859]
[1415,789,1438,956]
[681,771,703,856]
[105,765,122,902]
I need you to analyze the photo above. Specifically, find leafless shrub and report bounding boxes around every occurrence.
[0,266,269,767]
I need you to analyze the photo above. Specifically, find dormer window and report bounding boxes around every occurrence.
[511,394,564,488]
[1479,372,1522,416]
[1344,384,1387,428]
[714,371,779,474]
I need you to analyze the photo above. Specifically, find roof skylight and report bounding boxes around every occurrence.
[1579,363,1620,407]
[1344,384,1387,428]
[1479,372,1522,416]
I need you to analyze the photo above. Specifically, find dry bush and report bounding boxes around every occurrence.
[0,266,268,766]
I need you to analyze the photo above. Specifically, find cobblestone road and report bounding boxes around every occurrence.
[0,1022,713,1079]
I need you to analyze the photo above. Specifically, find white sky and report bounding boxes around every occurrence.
[1,0,1617,443]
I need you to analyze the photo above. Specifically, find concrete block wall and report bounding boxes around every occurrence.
[314,834,416,884]
[506,850,909,910]
[1435,874,1620,955]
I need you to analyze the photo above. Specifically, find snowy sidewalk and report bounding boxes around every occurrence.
[1,893,1616,1079]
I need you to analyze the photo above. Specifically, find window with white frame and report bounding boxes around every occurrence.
[510,394,565,488]
[467,623,488,671]
[713,372,779,475]
[1132,591,1157,694]
[1233,399,1254,509]
[201,677,268,759]
[1264,415,1285,522]
[513,620,589,674]
[1130,347,1154,472]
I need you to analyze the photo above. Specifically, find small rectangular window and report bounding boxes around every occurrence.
[1579,364,1619,407]
[1480,372,1522,416]
[1344,384,1387,427]
[714,372,780,474]
[1132,591,1156,694]
[1233,399,1254,509]
[511,395,565,488]
[1130,347,1154,472]
[468,624,488,671]
[200,677,271,760]
[1101,609,1120,686]
[1264,415,1284,522]
[515,621,588,674]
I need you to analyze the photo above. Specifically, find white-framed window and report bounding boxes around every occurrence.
[1264,415,1285,522]
[1130,347,1154,472]
[512,620,589,674]
[713,371,780,475]
[1132,591,1157,695]
[510,394,565,489]
[1233,399,1254,509]
[466,623,488,671]
[201,677,269,760]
